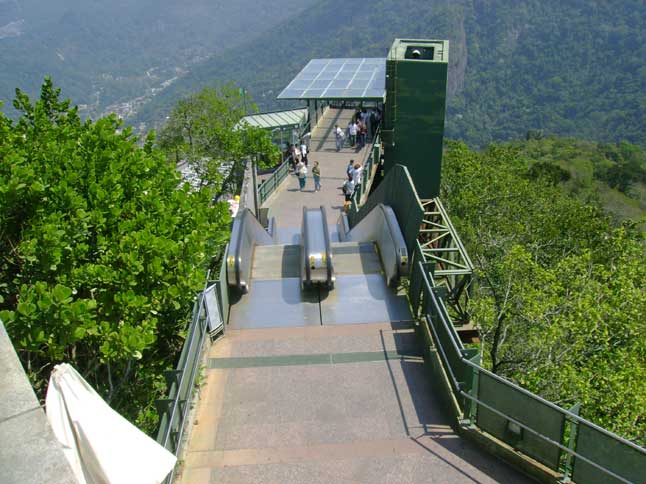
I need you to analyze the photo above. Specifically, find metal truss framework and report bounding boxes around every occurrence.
[418,198,474,326]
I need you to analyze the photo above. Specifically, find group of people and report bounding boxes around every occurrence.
[288,137,322,192]
[342,159,363,211]
[334,108,381,152]
[287,140,309,170]
[294,159,321,192]
[292,154,363,205]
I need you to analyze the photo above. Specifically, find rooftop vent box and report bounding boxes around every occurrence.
[404,46,435,60]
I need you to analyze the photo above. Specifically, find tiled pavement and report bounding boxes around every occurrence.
[178,323,534,484]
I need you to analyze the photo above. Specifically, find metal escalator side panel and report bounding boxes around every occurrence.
[345,203,409,286]
[320,205,335,288]
[379,204,409,283]
[227,209,274,292]
[301,206,310,286]
[301,206,333,288]
[227,213,244,289]
[337,212,350,242]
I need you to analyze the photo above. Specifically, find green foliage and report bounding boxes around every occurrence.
[442,141,646,445]
[157,84,280,196]
[0,79,230,431]
[511,137,646,223]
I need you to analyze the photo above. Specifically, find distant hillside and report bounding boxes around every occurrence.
[133,0,646,148]
[512,137,646,224]
[0,0,316,118]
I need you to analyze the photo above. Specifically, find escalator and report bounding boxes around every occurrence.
[226,203,411,329]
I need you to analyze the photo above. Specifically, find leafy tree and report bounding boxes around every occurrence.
[157,84,280,198]
[442,140,645,444]
[0,78,230,431]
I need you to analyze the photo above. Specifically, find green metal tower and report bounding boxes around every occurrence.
[383,39,449,199]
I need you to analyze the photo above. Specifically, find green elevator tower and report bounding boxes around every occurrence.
[383,39,449,199]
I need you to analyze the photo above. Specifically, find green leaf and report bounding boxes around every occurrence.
[53,284,73,303]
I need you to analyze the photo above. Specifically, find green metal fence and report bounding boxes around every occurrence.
[409,257,645,482]
[258,160,290,206]
[155,248,229,483]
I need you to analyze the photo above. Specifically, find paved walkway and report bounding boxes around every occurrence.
[177,109,535,483]
[261,108,371,238]
[179,323,533,484]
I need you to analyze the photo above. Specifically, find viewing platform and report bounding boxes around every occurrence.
[176,108,533,484]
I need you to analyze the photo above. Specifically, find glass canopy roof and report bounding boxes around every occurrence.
[277,58,385,100]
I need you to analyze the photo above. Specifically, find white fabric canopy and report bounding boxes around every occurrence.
[46,364,177,484]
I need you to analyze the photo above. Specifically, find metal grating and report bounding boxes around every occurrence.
[278,58,386,100]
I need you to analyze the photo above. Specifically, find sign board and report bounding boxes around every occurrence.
[203,285,223,334]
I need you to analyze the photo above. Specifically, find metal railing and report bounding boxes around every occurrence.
[410,259,645,484]
[155,251,229,483]
[258,160,290,206]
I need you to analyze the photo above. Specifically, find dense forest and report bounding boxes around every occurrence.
[133,0,646,148]
[514,136,646,222]
[441,142,645,444]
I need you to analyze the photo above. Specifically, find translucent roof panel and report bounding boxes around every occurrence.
[235,108,307,130]
[278,58,385,100]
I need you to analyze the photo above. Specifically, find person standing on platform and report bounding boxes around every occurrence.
[346,159,355,180]
[335,125,344,151]
[312,161,321,192]
[294,144,301,164]
[348,120,358,147]
[301,141,308,165]
[352,162,363,197]
[359,121,368,148]
[296,160,308,191]
[342,177,355,212]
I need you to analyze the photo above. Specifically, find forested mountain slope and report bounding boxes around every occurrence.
[0,0,316,118]
[513,137,646,223]
[134,0,646,147]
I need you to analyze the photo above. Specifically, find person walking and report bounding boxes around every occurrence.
[335,125,344,151]
[312,161,321,191]
[359,121,368,148]
[296,160,308,191]
[301,141,308,165]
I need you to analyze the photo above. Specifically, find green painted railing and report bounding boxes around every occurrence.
[409,258,645,483]
[155,247,229,484]
[258,160,290,206]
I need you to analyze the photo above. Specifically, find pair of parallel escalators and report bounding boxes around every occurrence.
[227,203,408,296]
